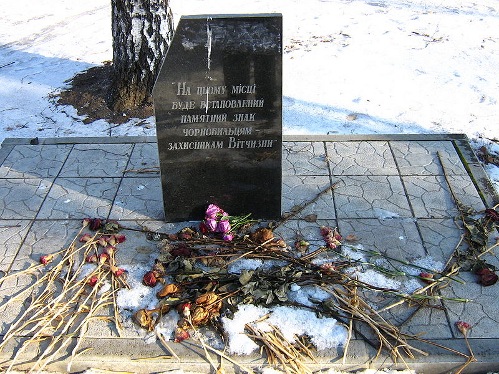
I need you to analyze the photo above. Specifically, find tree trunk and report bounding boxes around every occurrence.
[109,0,174,112]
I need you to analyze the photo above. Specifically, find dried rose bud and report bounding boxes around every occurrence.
[157,283,181,298]
[171,245,191,257]
[99,253,110,264]
[174,327,190,342]
[97,237,108,247]
[143,271,158,287]
[111,266,126,277]
[320,263,337,273]
[87,275,98,287]
[89,218,102,231]
[112,234,126,243]
[477,268,498,286]
[85,254,98,263]
[82,218,91,228]
[455,321,471,335]
[39,254,54,265]
[419,272,434,284]
[177,302,192,318]
[103,245,117,256]
[79,233,93,243]
[484,208,499,222]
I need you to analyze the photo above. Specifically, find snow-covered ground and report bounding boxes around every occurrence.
[0,0,498,192]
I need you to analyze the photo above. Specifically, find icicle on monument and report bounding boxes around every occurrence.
[153,14,282,221]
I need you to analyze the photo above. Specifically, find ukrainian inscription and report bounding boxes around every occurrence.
[153,14,282,221]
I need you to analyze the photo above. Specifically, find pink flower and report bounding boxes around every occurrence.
[205,218,218,232]
[223,233,234,241]
[97,237,108,247]
[103,245,117,256]
[85,254,98,263]
[217,219,231,234]
[205,204,223,219]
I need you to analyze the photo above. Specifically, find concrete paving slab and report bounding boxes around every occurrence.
[0,134,498,373]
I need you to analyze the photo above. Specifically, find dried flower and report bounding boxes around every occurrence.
[89,218,102,231]
[484,208,499,222]
[133,309,155,331]
[87,275,99,287]
[157,283,181,298]
[320,263,337,273]
[223,233,234,241]
[320,226,342,250]
[39,254,54,265]
[82,218,91,227]
[455,320,471,336]
[178,302,192,318]
[174,327,190,342]
[103,245,117,256]
[143,271,158,287]
[97,237,108,247]
[250,228,274,244]
[295,239,310,252]
[112,234,126,243]
[79,233,93,243]
[419,272,434,284]
[476,268,498,286]
[171,245,191,257]
[99,253,110,264]
[85,254,98,263]
[111,266,126,277]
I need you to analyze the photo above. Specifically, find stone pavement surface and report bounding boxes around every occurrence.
[0,134,498,373]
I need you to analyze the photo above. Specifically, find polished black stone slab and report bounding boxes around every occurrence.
[153,14,282,222]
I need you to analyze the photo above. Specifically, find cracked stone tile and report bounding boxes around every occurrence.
[441,272,499,339]
[334,176,412,219]
[403,175,459,218]
[0,220,31,273]
[445,174,486,212]
[59,144,133,177]
[391,140,467,176]
[110,177,164,220]
[0,178,52,219]
[282,142,329,176]
[37,178,120,219]
[125,142,160,177]
[338,218,426,262]
[417,219,467,266]
[282,175,335,220]
[326,141,398,176]
[0,144,72,178]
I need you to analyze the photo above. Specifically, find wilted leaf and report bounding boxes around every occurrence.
[239,270,254,285]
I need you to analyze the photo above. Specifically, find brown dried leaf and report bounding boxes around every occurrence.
[157,283,181,298]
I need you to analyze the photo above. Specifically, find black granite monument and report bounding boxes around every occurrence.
[153,14,282,222]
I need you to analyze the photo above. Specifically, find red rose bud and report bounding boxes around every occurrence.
[39,254,54,265]
[455,320,471,335]
[419,272,434,284]
[477,268,498,286]
[143,271,158,287]
[87,275,99,287]
[85,254,98,263]
[174,327,190,342]
[79,233,93,243]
